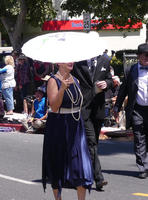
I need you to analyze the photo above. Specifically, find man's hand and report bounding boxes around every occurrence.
[96,81,107,90]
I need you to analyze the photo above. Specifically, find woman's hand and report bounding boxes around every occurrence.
[57,73,74,90]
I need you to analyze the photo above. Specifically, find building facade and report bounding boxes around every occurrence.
[43,0,146,54]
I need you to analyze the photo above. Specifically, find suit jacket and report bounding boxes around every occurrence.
[114,63,139,128]
[73,56,113,120]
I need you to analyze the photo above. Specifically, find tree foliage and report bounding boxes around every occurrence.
[0,0,56,49]
[62,0,148,28]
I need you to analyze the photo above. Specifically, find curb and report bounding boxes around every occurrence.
[0,123,25,132]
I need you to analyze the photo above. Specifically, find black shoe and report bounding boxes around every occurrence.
[138,172,148,179]
[96,180,108,191]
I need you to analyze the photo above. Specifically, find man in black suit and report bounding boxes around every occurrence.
[73,55,113,190]
[114,43,148,179]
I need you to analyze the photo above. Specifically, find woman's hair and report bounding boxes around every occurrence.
[4,55,15,67]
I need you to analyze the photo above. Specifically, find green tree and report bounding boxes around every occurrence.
[62,0,148,41]
[0,0,56,49]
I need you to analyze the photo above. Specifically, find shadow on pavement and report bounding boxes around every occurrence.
[98,140,134,156]
[32,179,42,183]
[102,169,138,178]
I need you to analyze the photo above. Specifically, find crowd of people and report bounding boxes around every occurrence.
[11,50,55,113]
[1,43,148,200]
[0,50,55,132]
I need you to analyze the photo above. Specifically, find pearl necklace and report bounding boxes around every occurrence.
[56,71,72,81]
[56,71,83,121]
[66,82,83,121]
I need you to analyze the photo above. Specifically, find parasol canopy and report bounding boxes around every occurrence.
[22,31,107,63]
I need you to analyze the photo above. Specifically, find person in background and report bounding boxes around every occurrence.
[107,75,121,105]
[114,43,148,179]
[22,86,48,133]
[42,62,93,200]
[23,95,35,117]
[102,49,112,62]
[73,55,113,191]
[111,50,116,58]
[0,55,16,115]
[11,49,21,67]
[15,54,31,112]
[103,49,108,56]
[104,74,121,127]
[105,66,120,105]
[33,61,50,89]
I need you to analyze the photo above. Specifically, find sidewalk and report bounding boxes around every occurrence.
[0,112,26,132]
[0,112,134,140]
[100,126,133,141]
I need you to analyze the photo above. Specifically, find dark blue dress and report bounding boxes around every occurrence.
[42,75,93,192]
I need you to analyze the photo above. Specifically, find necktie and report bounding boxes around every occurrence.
[90,65,95,74]
[90,58,97,74]
[140,66,148,70]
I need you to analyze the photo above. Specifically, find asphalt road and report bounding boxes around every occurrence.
[0,131,148,200]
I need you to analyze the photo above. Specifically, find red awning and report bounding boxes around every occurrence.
[42,19,142,31]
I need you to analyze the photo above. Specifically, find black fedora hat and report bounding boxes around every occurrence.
[137,43,148,55]
[18,54,26,60]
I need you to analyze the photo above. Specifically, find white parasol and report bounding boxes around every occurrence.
[22,31,106,63]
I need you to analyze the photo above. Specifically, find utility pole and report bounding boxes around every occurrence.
[83,12,91,32]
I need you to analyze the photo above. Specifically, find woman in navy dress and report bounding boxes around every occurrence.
[42,62,93,200]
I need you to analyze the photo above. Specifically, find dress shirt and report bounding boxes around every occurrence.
[87,58,97,80]
[87,59,91,70]
[136,63,148,106]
